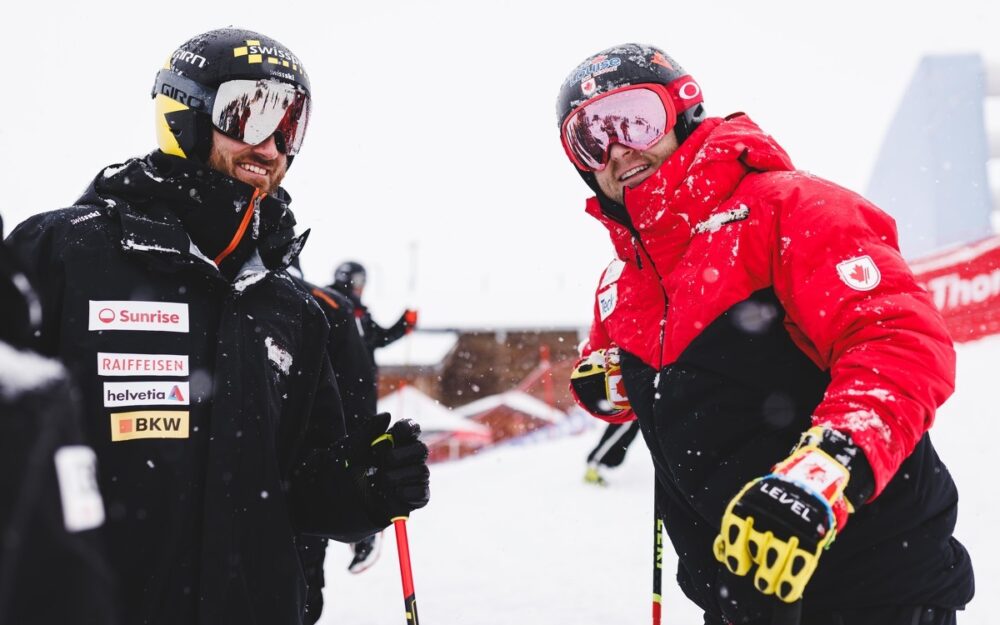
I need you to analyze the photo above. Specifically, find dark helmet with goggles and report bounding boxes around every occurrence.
[152,27,311,164]
[556,43,705,173]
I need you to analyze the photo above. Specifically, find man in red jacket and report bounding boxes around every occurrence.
[557,44,974,625]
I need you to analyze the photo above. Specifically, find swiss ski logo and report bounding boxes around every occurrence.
[836,256,881,291]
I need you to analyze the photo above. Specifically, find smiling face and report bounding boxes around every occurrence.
[207,129,288,195]
[593,130,679,204]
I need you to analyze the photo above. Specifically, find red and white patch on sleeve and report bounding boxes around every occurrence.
[835,255,881,291]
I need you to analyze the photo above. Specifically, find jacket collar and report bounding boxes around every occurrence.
[77,152,307,276]
[584,114,794,268]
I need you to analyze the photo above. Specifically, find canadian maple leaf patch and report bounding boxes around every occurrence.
[835,255,881,291]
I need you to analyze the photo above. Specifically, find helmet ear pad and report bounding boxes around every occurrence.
[157,101,214,163]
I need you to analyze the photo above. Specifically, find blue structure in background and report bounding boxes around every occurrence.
[866,55,993,259]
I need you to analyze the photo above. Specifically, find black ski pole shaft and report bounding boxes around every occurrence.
[771,600,802,625]
[652,485,664,625]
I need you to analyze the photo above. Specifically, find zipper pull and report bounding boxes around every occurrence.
[633,237,644,270]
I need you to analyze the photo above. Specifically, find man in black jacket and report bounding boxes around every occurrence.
[6,28,430,625]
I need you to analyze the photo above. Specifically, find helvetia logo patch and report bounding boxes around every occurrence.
[836,255,881,291]
[104,381,190,408]
[111,411,189,442]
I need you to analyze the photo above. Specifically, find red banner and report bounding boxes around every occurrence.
[910,235,1000,343]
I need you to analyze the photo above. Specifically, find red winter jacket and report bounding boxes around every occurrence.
[588,114,956,498]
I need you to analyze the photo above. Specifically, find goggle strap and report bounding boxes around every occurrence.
[664,78,703,112]
[151,69,216,114]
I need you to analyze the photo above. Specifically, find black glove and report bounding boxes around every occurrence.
[340,413,430,524]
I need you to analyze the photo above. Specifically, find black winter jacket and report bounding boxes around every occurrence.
[6,154,382,625]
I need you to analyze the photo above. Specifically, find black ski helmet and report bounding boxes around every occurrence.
[556,43,706,165]
[151,27,311,163]
[333,261,367,291]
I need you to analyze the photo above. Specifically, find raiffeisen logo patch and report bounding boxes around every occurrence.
[111,411,189,442]
[232,39,306,76]
[104,381,190,408]
[88,301,189,333]
[97,352,189,377]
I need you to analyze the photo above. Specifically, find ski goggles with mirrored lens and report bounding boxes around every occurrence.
[153,70,311,155]
[560,84,678,172]
[213,79,310,155]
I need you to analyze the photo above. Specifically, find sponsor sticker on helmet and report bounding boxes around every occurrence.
[88,301,189,333]
[110,411,190,442]
[581,78,596,96]
[836,255,881,291]
[53,446,105,532]
[574,55,622,84]
[232,39,305,76]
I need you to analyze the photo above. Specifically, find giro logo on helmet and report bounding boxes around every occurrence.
[171,49,207,69]
[157,83,207,111]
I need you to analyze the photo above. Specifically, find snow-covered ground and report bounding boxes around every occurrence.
[319,336,998,624]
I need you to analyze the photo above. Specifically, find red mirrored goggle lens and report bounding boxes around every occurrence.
[561,87,675,172]
[213,79,311,156]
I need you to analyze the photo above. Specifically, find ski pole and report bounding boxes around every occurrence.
[371,434,421,625]
[392,516,420,625]
[652,486,664,625]
[771,600,801,625]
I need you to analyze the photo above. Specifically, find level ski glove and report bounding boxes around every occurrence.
[569,347,633,423]
[339,413,430,525]
[713,426,875,603]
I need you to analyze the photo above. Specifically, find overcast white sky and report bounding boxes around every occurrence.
[2,0,998,329]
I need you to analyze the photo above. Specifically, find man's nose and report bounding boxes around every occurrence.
[606,142,634,161]
[252,134,281,160]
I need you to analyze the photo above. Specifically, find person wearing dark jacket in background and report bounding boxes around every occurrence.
[556,44,973,625]
[290,271,378,623]
[330,261,418,358]
[329,260,418,572]
[5,28,430,625]
[0,215,118,625]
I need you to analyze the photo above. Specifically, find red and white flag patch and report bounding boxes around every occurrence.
[836,255,881,291]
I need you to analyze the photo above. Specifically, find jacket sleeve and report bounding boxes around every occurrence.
[286,305,384,542]
[771,176,956,498]
[367,310,411,349]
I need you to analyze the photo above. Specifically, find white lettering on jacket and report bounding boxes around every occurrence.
[88,301,189,333]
